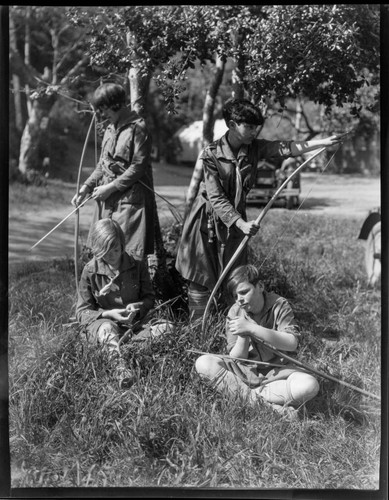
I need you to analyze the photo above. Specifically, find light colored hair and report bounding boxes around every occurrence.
[227,264,264,297]
[89,219,125,260]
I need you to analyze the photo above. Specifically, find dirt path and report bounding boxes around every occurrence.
[8,166,380,266]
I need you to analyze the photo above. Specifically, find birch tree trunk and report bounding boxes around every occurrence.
[24,6,32,116]
[9,12,24,132]
[128,66,151,118]
[18,93,57,176]
[202,54,225,147]
[126,48,166,269]
[184,54,226,216]
[231,31,245,100]
[231,55,245,101]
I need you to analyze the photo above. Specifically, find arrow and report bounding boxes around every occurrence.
[30,195,93,251]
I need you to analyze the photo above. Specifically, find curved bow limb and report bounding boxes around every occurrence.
[74,111,96,293]
[201,147,327,335]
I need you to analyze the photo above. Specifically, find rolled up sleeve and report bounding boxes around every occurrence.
[273,298,300,340]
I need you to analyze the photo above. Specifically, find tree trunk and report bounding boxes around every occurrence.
[183,55,226,217]
[295,99,302,137]
[125,34,167,273]
[231,60,245,100]
[11,76,24,133]
[18,94,57,176]
[24,6,32,116]
[126,64,167,275]
[202,54,225,147]
[231,36,245,100]
[9,12,25,132]
[128,66,151,118]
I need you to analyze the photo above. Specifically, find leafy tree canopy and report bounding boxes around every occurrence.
[245,4,379,115]
[68,5,379,119]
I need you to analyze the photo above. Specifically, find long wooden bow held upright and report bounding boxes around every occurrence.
[74,110,97,293]
[201,146,327,334]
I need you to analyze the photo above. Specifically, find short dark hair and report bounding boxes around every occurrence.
[227,264,263,297]
[92,83,126,112]
[222,98,264,127]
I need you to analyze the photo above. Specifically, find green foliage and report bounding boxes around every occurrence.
[9,206,381,489]
[62,4,382,174]
[10,5,380,176]
[11,6,89,86]
[245,5,379,114]
[68,6,220,114]
[66,5,380,117]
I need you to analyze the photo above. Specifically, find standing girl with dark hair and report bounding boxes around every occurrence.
[71,83,156,261]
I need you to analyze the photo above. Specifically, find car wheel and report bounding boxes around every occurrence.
[286,195,298,210]
[365,221,381,287]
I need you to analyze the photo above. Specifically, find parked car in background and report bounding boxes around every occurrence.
[247,157,301,209]
[358,207,381,287]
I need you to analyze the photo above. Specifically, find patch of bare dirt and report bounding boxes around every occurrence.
[9,166,380,266]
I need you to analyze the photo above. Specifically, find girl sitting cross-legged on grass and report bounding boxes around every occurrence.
[195,264,319,418]
[76,218,156,389]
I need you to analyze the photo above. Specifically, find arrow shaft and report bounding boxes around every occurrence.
[30,195,92,251]
[120,295,182,338]
[253,338,381,401]
[187,349,285,368]
[190,343,380,401]
[138,180,183,224]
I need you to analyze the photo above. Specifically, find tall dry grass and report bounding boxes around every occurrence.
[8,209,382,490]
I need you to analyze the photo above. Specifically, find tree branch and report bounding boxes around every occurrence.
[55,34,85,75]
[60,55,90,85]
[9,46,41,87]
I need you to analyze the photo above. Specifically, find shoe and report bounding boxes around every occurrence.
[118,372,136,389]
[271,403,299,421]
[114,361,136,389]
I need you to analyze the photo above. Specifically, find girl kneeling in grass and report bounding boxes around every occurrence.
[195,264,319,418]
[76,218,155,389]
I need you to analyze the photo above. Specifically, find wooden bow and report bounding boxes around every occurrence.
[201,147,327,333]
[74,110,96,293]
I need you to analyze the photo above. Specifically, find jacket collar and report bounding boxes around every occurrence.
[215,133,250,162]
[89,252,136,277]
[108,108,140,134]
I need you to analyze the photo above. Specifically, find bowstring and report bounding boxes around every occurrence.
[74,110,97,293]
[257,145,340,273]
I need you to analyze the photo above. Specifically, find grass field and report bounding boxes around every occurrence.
[7,180,382,492]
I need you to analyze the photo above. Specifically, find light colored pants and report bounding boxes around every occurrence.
[86,321,122,358]
[195,354,319,407]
